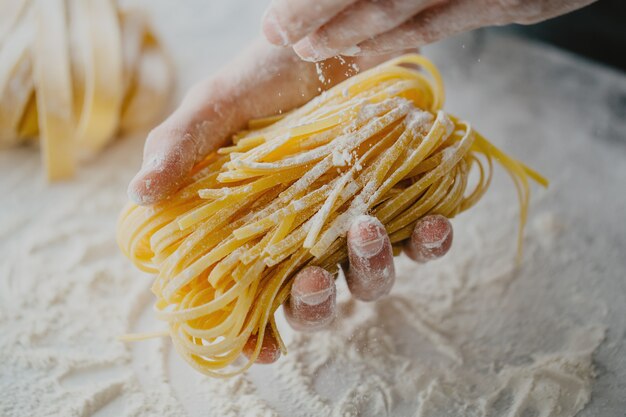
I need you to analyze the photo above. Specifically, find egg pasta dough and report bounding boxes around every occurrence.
[117,54,547,377]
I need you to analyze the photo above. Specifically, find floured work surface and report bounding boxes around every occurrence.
[1,2,625,416]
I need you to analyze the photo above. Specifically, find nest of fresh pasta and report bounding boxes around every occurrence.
[117,54,547,377]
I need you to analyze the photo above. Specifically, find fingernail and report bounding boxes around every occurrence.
[422,230,450,249]
[262,9,289,46]
[351,216,385,258]
[416,215,451,248]
[294,38,323,62]
[407,215,453,262]
[422,228,450,249]
[294,286,334,306]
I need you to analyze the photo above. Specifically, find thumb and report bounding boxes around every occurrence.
[127,79,241,205]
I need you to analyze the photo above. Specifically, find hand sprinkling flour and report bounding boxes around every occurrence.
[262,0,597,61]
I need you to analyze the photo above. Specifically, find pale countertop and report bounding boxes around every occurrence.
[1,1,625,416]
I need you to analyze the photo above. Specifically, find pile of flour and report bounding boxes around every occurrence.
[3,1,626,416]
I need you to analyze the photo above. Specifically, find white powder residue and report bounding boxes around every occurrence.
[405,109,434,134]
[355,97,412,125]
[315,62,327,85]
[331,148,353,167]
[230,242,608,417]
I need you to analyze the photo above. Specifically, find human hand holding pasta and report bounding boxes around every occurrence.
[127,42,454,364]
[261,0,596,61]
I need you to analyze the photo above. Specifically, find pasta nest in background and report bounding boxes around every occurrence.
[0,0,172,179]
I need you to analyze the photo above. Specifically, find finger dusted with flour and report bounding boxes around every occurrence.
[346,216,395,301]
[242,325,281,364]
[284,267,337,330]
[404,214,453,263]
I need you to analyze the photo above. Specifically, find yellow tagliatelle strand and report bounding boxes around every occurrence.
[116,54,547,377]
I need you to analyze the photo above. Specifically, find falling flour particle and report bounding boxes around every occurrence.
[315,62,327,85]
